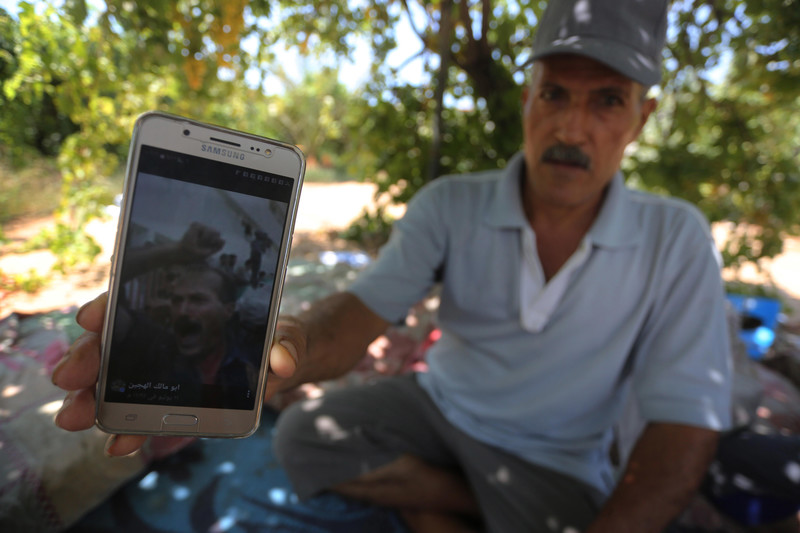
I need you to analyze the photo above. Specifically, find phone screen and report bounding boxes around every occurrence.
[103,144,293,410]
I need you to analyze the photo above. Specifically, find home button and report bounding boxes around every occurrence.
[161,414,199,431]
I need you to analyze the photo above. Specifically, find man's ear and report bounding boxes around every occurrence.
[521,85,532,115]
[633,97,657,139]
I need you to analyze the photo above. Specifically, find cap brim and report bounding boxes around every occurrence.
[531,36,661,87]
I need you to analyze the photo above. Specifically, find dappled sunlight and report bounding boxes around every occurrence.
[708,369,725,384]
[2,384,23,398]
[544,518,583,533]
[314,415,349,441]
[367,335,390,360]
[268,487,289,505]
[217,460,236,474]
[733,406,751,426]
[573,0,590,23]
[785,462,800,484]
[209,511,237,532]
[732,474,754,491]
[301,397,324,412]
[300,383,324,399]
[171,486,191,501]
[488,465,511,485]
[423,296,440,311]
[37,399,62,415]
[708,462,726,486]
[138,471,159,490]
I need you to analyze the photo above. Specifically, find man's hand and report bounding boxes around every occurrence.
[265,316,306,398]
[51,293,148,456]
[52,292,304,456]
[586,423,719,533]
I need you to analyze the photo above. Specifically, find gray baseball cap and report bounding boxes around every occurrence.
[531,0,669,86]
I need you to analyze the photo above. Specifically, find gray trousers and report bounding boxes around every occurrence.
[273,373,605,533]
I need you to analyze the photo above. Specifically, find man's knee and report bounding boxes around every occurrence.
[272,378,440,499]
[273,396,378,497]
[272,399,319,470]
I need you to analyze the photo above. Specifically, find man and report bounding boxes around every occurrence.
[109,264,254,385]
[52,0,732,531]
[106,223,261,399]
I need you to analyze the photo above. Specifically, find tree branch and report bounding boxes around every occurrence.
[399,0,427,43]
[481,0,490,43]
[457,0,474,42]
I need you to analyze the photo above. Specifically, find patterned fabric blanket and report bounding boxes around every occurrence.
[67,409,408,533]
[0,252,428,532]
[1,251,799,532]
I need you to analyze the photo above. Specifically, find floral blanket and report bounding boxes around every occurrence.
[2,250,799,532]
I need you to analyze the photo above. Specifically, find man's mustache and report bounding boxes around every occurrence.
[541,144,591,169]
[173,315,202,336]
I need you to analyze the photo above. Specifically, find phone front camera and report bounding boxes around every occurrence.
[182,129,190,136]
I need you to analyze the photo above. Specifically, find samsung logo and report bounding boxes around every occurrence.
[201,144,245,160]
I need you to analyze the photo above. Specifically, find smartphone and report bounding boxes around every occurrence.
[95,112,305,437]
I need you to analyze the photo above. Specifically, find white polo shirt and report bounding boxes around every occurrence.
[348,153,732,494]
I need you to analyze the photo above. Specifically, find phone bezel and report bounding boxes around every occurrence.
[95,111,305,438]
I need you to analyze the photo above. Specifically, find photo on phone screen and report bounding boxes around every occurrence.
[103,144,294,412]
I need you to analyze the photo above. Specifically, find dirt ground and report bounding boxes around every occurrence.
[0,182,400,318]
[1,181,798,324]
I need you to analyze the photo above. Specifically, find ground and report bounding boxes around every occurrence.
[1,181,798,325]
[0,182,403,319]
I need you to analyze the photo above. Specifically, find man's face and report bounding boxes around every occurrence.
[169,271,233,361]
[522,54,656,212]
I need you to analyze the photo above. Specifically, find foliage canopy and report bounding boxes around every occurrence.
[0,0,798,269]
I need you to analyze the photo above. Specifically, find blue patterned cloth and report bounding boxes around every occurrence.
[69,409,409,533]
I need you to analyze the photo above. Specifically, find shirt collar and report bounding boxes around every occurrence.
[484,152,640,248]
[588,171,641,249]
[484,152,529,229]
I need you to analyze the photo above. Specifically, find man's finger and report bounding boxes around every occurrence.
[104,434,149,457]
[55,388,97,431]
[269,340,297,378]
[76,293,108,333]
[52,331,102,391]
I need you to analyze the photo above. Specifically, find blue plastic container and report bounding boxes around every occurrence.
[725,294,781,360]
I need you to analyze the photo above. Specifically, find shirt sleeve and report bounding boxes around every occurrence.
[631,214,733,432]
[348,180,449,324]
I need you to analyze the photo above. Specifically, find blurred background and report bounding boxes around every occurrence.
[0,0,798,318]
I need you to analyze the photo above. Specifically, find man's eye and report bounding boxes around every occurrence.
[540,88,562,101]
[600,94,624,107]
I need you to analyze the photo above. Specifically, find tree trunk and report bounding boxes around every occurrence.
[427,0,453,182]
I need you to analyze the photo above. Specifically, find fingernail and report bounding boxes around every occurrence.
[75,299,92,324]
[54,394,73,425]
[279,340,298,363]
[104,435,118,457]
[51,348,72,385]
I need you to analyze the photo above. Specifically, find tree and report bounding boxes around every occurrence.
[1,0,798,270]
[630,0,800,268]
[329,0,800,263]
[1,0,277,269]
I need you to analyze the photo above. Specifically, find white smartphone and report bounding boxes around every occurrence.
[95,111,305,437]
